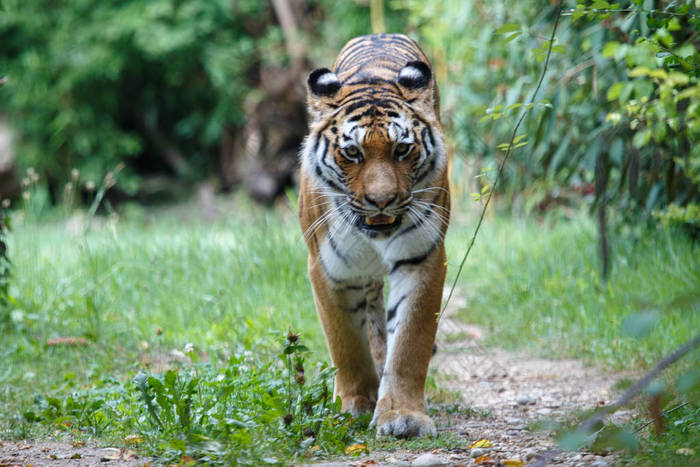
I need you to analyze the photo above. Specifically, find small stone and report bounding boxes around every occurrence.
[470,448,487,458]
[388,457,412,466]
[536,408,552,416]
[591,461,609,467]
[517,397,535,405]
[411,452,446,466]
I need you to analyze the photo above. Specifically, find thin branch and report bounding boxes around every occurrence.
[532,333,700,467]
[561,8,700,18]
[271,0,304,62]
[635,401,690,433]
[439,3,563,321]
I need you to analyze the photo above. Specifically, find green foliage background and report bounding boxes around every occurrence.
[1,0,698,227]
[396,0,699,226]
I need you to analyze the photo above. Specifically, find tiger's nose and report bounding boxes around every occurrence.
[365,193,396,210]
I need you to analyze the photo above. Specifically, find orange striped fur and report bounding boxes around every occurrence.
[298,34,450,438]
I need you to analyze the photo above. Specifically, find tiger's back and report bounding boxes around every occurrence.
[298,33,450,439]
[331,34,440,117]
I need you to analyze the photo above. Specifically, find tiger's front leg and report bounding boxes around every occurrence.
[371,244,446,438]
[307,256,381,415]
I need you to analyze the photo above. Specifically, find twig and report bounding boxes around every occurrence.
[439,3,563,320]
[271,0,304,62]
[635,401,691,433]
[532,333,700,467]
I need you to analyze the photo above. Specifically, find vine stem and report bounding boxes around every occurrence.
[438,3,563,321]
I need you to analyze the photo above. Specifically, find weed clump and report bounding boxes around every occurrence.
[17,333,368,464]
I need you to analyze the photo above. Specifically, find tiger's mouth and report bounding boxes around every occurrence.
[365,214,396,226]
[360,214,400,233]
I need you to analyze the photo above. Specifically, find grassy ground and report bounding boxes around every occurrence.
[1,199,698,464]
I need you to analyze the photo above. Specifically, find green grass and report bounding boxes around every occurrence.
[0,202,698,464]
[446,214,699,369]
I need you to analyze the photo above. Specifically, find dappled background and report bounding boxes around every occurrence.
[0,0,698,465]
[1,0,698,221]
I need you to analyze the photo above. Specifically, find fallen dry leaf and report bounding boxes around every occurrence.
[70,453,81,459]
[124,434,143,445]
[100,448,122,461]
[46,337,87,346]
[345,443,369,455]
[474,454,495,465]
[350,460,377,466]
[469,439,494,449]
[71,440,85,448]
[503,459,526,466]
[122,450,137,461]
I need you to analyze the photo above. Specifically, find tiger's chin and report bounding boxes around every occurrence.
[359,214,402,236]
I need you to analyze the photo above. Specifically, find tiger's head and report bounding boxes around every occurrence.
[302,61,447,238]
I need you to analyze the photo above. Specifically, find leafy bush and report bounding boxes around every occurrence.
[0,0,281,192]
[19,334,366,465]
[394,0,699,225]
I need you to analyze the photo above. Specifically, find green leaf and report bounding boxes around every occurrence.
[495,23,520,34]
[560,429,591,451]
[601,41,619,58]
[607,82,624,101]
[503,31,522,43]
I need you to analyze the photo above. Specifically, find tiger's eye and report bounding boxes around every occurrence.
[345,145,360,157]
[395,143,411,157]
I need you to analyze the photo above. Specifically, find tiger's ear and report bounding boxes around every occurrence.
[398,61,431,89]
[397,61,439,118]
[308,68,341,96]
[307,68,342,122]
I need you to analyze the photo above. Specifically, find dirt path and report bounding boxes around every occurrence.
[311,291,634,467]
[0,441,144,466]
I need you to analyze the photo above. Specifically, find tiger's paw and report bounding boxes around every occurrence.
[372,409,436,438]
[343,395,376,417]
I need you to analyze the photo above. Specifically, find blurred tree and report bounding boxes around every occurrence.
[0,0,408,203]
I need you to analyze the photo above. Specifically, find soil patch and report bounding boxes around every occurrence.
[0,440,145,466]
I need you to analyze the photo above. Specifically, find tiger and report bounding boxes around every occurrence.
[298,33,450,438]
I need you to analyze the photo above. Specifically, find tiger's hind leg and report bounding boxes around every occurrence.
[365,281,387,381]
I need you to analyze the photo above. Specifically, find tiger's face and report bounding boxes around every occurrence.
[303,63,446,238]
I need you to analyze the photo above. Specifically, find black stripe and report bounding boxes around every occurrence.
[335,41,374,71]
[337,89,399,106]
[390,240,439,274]
[344,99,372,115]
[414,158,436,186]
[314,164,345,193]
[344,77,403,88]
[327,233,350,265]
[387,295,406,322]
[349,298,367,313]
[337,46,415,74]
[320,136,345,181]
